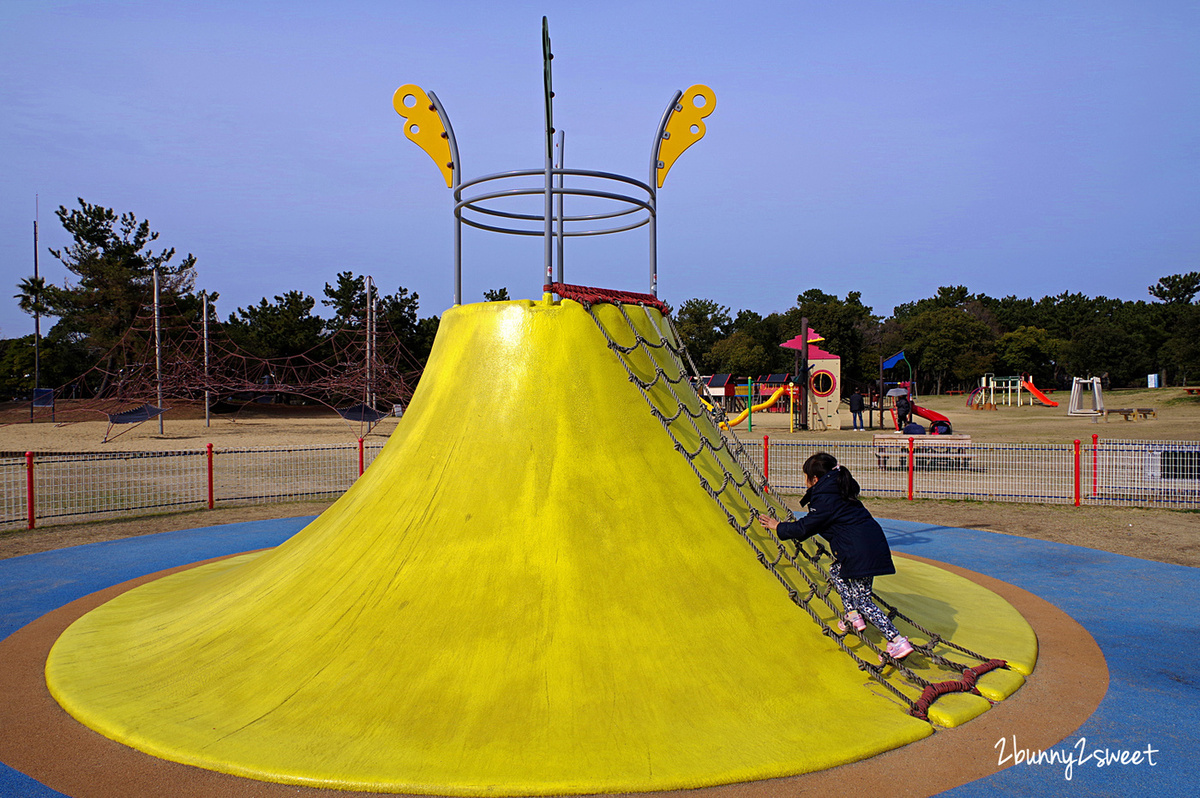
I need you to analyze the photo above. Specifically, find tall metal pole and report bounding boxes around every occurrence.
[877,356,884,431]
[799,317,809,431]
[203,291,210,428]
[426,90,461,306]
[366,276,375,410]
[648,197,657,297]
[554,130,565,285]
[542,17,555,294]
[154,267,163,434]
[32,207,40,392]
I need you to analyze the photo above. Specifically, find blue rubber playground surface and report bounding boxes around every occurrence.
[0,516,1195,797]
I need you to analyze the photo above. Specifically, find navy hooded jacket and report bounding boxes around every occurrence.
[774,470,896,579]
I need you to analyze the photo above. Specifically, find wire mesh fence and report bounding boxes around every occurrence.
[737,436,1200,509]
[1,442,387,530]
[3,436,1197,532]
[0,457,28,528]
[210,444,385,507]
[1087,439,1200,508]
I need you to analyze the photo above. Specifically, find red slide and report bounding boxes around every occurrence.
[911,404,950,424]
[1020,377,1059,407]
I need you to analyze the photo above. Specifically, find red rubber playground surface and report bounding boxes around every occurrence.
[0,516,1192,797]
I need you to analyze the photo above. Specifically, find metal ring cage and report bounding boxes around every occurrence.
[454,168,654,238]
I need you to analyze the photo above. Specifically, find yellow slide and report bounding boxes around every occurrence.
[47,299,1035,795]
[704,385,789,428]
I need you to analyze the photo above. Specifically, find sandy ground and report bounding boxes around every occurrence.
[0,390,1196,567]
[0,402,400,455]
[2,386,1195,453]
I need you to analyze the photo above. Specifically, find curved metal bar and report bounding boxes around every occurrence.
[557,205,642,222]
[460,186,653,213]
[650,90,682,187]
[427,90,462,305]
[647,90,679,298]
[427,91,461,189]
[559,168,654,195]
[456,187,652,221]
[551,187,652,212]
[454,168,546,194]
[558,218,650,236]
[465,199,642,224]
[457,188,558,222]
[455,167,653,198]
[457,217,546,237]
[458,214,650,238]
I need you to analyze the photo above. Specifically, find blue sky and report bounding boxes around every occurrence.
[2,0,1197,337]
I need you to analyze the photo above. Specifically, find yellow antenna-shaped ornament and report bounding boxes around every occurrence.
[393,84,454,187]
[656,84,716,188]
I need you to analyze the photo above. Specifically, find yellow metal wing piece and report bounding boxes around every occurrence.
[393,84,454,187]
[656,84,716,188]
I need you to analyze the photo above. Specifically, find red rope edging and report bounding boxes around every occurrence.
[909,659,1008,721]
[546,282,671,315]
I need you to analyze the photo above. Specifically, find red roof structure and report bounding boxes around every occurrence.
[779,329,839,360]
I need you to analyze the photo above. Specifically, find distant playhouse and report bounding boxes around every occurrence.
[781,329,842,431]
[702,330,843,431]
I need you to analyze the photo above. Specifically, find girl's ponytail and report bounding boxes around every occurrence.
[835,465,862,501]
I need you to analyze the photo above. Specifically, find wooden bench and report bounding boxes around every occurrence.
[1186,388,1200,396]
[1104,408,1157,421]
[874,434,973,470]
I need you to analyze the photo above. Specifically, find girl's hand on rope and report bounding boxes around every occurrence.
[758,513,779,531]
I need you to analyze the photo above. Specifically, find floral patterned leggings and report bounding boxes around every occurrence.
[828,562,901,640]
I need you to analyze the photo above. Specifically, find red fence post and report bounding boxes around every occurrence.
[907,437,915,501]
[1080,439,1089,506]
[1092,433,1099,498]
[25,451,35,530]
[358,438,365,477]
[763,435,770,492]
[206,443,214,510]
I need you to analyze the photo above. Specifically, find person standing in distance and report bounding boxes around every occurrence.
[848,389,865,431]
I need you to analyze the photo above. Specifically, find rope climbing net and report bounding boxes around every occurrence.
[551,283,1012,723]
[31,293,422,439]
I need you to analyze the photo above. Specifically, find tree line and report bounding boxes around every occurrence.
[3,199,451,399]
[674,276,1200,395]
[6,199,1200,399]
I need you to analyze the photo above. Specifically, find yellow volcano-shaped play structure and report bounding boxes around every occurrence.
[46,297,1036,795]
[47,27,1035,794]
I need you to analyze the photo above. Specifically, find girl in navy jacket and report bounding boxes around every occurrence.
[758,452,914,661]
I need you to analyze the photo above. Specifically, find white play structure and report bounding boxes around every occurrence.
[1067,376,1105,417]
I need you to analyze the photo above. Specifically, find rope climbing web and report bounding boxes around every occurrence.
[551,283,1017,724]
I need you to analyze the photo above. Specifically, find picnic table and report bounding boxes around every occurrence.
[874,434,973,470]
[1104,408,1157,421]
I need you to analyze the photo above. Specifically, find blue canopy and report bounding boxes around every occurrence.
[101,403,168,443]
[337,404,389,423]
[881,351,906,370]
[107,404,168,424]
